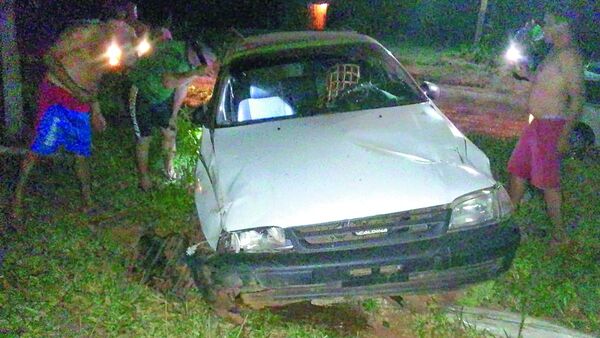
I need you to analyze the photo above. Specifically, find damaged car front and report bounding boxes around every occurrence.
[188,31,520,308]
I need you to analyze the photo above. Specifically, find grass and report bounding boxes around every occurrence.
[460,135,600,334]
[388,42,504,89]
[0,114,344,337]
[1,110,598,335]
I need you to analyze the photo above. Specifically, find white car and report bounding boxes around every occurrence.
[579,61,600,147]
[189,31,519,308]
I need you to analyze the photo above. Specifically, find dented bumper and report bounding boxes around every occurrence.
[189,223,519,304]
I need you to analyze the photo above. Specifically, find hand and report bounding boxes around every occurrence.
[205,64,218,78]
[558,135,570,155]
[92,111,107,133]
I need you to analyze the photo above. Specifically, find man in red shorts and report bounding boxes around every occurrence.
[508,8,584,243]
[10,19,137,227]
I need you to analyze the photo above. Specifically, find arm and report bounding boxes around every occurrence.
[91,100,107,132]
[162,66,207,89]
[44,51,93,103]
[172,84,189,117]
[558,49,585,152]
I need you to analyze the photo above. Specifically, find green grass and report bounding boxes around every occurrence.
[0,114,344,337]
[386,41,506,91]
[1,112,598,336]
[461,135,600,334]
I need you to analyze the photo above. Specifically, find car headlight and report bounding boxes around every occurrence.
[449,185,513,231]
[217,227,293,253]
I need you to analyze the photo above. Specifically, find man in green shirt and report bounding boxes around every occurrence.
[128,34,213,190]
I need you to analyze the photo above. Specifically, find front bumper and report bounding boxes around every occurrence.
[188,222,519,304]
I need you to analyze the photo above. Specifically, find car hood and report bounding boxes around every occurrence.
[211,103,496,231]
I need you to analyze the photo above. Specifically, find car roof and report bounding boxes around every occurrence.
[224,31,380,65]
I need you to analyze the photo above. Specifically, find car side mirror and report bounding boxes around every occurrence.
[421,81,440,100]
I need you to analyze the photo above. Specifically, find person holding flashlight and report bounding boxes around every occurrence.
[127,31,216,191]
[507,8,584,244]
[10,19,138,227]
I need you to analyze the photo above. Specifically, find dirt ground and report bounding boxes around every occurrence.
[438,84,529,139]
[261,292,466,337]
[408,60,532,140]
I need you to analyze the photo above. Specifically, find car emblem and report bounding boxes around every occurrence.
[354,228,388,236]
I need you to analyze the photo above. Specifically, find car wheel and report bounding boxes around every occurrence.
[568,123,595,159]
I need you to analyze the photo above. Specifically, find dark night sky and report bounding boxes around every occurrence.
[15,0,288,56]
[13,0,600,58]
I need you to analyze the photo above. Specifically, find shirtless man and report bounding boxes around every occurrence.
[10,20,137,226]
[507,10,584,242]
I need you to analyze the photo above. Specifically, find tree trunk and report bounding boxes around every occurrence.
[1,0,24,140]
[474,0,488,45]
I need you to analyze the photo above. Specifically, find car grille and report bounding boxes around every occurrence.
[288,206,450,252]
[585,80,600,104]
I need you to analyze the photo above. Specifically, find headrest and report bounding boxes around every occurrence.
[249,85,272,99]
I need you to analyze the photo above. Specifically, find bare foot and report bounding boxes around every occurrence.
[548,231,568,253]
[214,306,245,325]
[165,167,179,181]
[139,176,154,191]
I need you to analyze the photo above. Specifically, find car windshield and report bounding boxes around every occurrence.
[215,42,426,126]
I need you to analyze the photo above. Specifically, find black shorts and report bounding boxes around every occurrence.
[130,88,173,138]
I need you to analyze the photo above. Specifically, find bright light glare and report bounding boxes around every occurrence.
[528,114,534,124]
[106,40,122,66]
[136,37,151,56]
[505,42,523,63]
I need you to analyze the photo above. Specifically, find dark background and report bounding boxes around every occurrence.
[12,0,600,57]
[2,0,600,135]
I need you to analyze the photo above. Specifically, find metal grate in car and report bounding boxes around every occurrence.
[289,206,450,252]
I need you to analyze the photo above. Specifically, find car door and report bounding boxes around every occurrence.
[195,124,223,250]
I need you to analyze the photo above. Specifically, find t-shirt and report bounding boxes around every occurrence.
[128,40,191,104]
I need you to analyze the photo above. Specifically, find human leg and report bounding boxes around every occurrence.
[74,155,92,209]
[11,152,39,223]
[507,123,533,207]
[529,119,566,239]
[131,93,155,191]
[509,175,528,207]
[136,136,153,191]
[154,95,177,180]
[161,119,177,180]
[544,188,564,233]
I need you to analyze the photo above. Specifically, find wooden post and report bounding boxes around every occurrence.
[474,0,489,45]
[1,0,24,139]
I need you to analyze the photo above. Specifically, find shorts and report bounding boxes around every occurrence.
[31,104,91,157]
[507,118,566,189]
[36,78,91,125]
[130,86,173,139]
